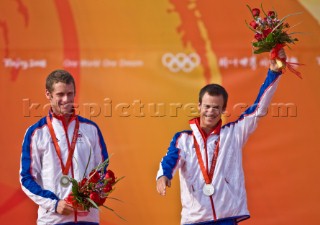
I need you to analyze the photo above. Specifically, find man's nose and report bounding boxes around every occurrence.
[208,107,220,114]
[61,95,68,102]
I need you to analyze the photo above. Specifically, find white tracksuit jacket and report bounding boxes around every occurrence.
[157,69,282,225]
[20,112,108,225]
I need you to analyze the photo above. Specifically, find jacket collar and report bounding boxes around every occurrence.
[189,117,221,140]
[48,109,77,125]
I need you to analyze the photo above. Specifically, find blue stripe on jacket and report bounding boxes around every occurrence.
[77,116,109,162]
[224,69,281,128]
[241,69,281,118]
[161,131,192,179]
[20,116,59,200]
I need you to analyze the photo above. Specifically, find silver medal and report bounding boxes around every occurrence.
[203,183,215,196]
[60,175,71,187]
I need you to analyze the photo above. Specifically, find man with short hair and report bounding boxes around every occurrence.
[156,49,286,225]
[20,70,108,225]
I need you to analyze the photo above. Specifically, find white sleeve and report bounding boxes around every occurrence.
[232,69,282,146]
[19,125,59,212]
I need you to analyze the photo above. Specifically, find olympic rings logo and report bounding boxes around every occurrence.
[162,52,200,73]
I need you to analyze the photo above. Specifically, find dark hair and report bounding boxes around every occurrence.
[199,84,228,110]
[46,70,76,94]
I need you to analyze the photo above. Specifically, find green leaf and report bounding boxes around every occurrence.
[272,6,278,18]
[272,11,303,34]
[287,31,304,36]
[95,157,110,174]
[252,41,267,48]
[106,196,125,203]
[101,205,127,221]
[82,147,92,179]
[86,197,99,209]
[279,12,303,23]
[265,33,274,43]
[70,179,79,195]
[114,176,125,185]
[254,46,271,54]
[254,49,267,54]
[246,4,254,18]
[261,3,268,17]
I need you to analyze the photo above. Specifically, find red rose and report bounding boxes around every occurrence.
[97,197,106,206]
[268,11,275,18]
[79,177,88,187]
[105,170,116,184]
[263,17,268,23]
[89,191,101,203]
[90,192,106,206]
[65,194,74,203]
[254,33,263,41]
[262,28,272,37]
[103,183,113,193]
[249,20,258,29]
[89,170,100,183]
[65,193,77,206]
[252,8,260,17]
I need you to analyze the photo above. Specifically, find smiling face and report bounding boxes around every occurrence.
[198,93,225,133]
[46,82,75,116]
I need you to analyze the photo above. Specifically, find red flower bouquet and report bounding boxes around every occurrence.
[61,158,124,221]
[246,4,303,78]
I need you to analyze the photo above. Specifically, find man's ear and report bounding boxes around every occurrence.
[45,89,51,100]
[221,106,227,115]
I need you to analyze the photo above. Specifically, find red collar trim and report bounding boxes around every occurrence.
[189,117,222,139]
[49,109,77,124]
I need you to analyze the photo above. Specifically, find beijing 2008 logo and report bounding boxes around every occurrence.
[162,52,201,73]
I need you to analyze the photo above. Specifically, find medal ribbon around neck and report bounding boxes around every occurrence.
[46,115,79,175]
[193,123,221,185]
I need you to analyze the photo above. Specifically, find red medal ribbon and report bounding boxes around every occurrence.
[46,115,79,175]
[193,123,221,185]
